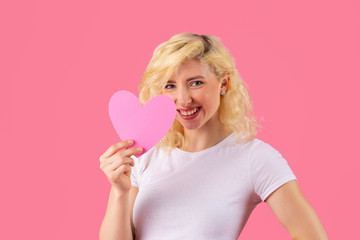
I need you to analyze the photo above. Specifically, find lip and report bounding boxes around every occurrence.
[177,107,201,120]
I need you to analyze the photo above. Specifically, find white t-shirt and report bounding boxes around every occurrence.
[130,132,297,240]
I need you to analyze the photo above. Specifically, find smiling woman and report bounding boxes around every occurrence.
[99,33,328,240]
[139,33,259,153]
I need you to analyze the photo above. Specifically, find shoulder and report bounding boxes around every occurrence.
[239,137,282,159]
[227,133,265,155]
[241,137,291,171]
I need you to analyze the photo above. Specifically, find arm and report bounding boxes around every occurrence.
[99,186,139,240]
[265,180,328,240]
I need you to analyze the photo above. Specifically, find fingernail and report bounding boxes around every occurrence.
[128,140,133,144]
[138,147,143,152]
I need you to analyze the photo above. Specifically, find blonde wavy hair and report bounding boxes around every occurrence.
[138,33,261,153]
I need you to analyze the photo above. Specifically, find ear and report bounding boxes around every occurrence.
[220,73,230,91]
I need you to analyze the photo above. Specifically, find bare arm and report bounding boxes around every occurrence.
[265,180,328,240]
[99,186,139,240]
[98,140,142,240]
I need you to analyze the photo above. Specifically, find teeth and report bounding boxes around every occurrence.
[180,107,199,116]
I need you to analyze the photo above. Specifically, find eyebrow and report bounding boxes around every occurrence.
[166,75,205,83]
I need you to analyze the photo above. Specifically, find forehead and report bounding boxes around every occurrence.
[170,59,211,80]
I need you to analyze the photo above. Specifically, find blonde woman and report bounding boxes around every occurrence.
[99,33,327,240]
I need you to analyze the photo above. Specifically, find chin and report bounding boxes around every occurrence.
[176,116,202,131]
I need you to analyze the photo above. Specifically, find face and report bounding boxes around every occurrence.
[162,59,227,131]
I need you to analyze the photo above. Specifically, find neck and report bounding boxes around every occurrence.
[181,117,233,152]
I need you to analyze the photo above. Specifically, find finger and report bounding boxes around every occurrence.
[120,147,143,157]
[108,157,134,171]
[123,164,132,177]
[114,163,131,177]
[102,151,135,168]
[101,140,135,159]
[104,156,134,172]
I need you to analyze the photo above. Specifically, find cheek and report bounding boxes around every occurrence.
[203,91,220,106]
[162,91,176,101]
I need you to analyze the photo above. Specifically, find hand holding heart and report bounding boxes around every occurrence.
[100,90,176,194]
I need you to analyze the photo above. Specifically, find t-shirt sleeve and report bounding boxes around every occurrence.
[249,141,297,202]
[130,155,140,188]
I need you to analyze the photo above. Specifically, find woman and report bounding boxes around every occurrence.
[99,33,328,240]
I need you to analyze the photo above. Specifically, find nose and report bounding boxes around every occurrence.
[176,87,192,108]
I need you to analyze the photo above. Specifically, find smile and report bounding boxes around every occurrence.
[177,107,201,120]
[178,107,200,116]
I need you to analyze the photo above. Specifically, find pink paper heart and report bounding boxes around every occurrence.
[109,90,176,157]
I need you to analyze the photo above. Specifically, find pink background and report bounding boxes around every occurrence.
[1,0,359,239]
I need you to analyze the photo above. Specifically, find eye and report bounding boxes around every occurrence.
[164,84,175,89]
[191,81,203,87]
